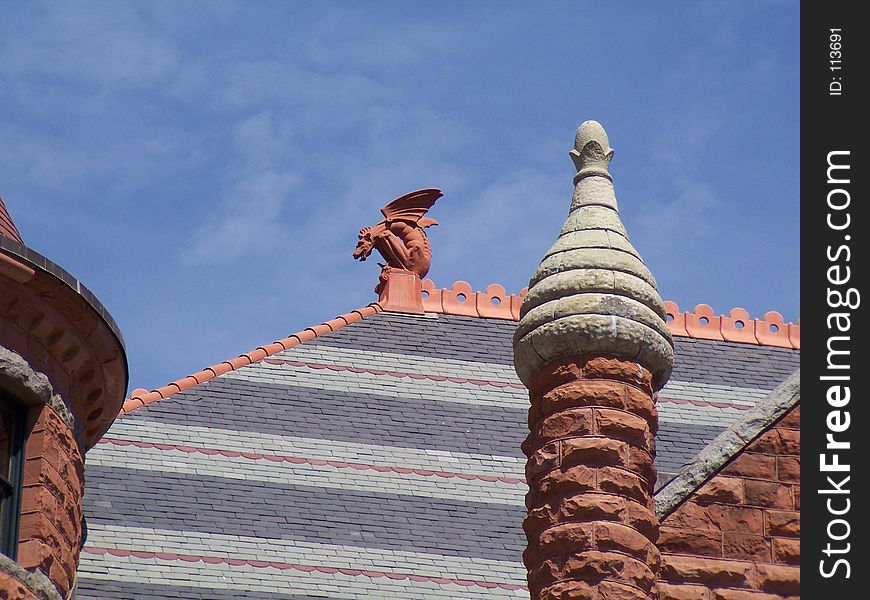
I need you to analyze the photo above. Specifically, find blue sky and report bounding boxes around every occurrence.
[1,1,799,391]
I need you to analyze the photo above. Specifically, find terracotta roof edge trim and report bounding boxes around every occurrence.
[120,302,383,415]
[653,369,800,520]
[421,279,800,349]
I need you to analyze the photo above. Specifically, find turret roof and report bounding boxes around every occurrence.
[0,197,23,243]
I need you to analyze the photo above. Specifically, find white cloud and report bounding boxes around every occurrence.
[1,4,179,88]
[183,170,302,265]
[304,15,459,69]
[428,166,567,291]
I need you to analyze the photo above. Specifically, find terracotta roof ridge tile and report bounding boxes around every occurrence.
[120,302,383,415]
[421,278,800,349]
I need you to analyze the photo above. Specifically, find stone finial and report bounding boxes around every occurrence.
[569,119,614,182]
[513,121,674,389]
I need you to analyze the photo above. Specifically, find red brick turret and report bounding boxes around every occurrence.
[1,199,127,599]
[514,121,674,600]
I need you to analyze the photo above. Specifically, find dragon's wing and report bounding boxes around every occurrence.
[380,188,443,224]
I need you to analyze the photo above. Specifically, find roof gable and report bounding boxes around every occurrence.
[654,369,800,519]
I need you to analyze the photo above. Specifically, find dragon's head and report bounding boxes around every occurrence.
[353,227,375,261]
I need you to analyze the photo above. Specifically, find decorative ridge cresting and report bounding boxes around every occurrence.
[120,303,383,415]
[421,279,529,320]
[663,300,800,349]
[120,286,798,415]
[419,279,800,349]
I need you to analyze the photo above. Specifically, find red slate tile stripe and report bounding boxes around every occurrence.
[81,547,528,591]
[120,303,383,415]
[656,396,755,411]
[96,437,526,485]
[262,358,527,390]
[261,358,763,411]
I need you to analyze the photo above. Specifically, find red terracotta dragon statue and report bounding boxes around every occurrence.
[353,188,442,293]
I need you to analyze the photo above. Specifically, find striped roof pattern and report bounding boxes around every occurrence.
[76,311,799,599]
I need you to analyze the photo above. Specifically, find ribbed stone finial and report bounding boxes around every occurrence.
[513,121,674,389]
[570,120,614,182]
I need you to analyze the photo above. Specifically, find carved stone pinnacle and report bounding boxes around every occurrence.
[514,121,674,389]
[569,119,615,182]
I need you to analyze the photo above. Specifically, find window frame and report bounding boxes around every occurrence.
[0,391,26,560]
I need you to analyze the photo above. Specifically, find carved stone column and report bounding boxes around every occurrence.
[513,121,674,600]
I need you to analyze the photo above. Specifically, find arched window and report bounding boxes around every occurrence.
[0,392,25,559]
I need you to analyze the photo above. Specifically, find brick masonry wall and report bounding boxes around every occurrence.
[17,404,84,598]
[523,356,660,600]
[658,404,800,599]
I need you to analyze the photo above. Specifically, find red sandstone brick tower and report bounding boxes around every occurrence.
[513,121,674,600]
[0,199,127,599]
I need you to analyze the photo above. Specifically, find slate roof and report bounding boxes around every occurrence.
[76,309,799,599]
